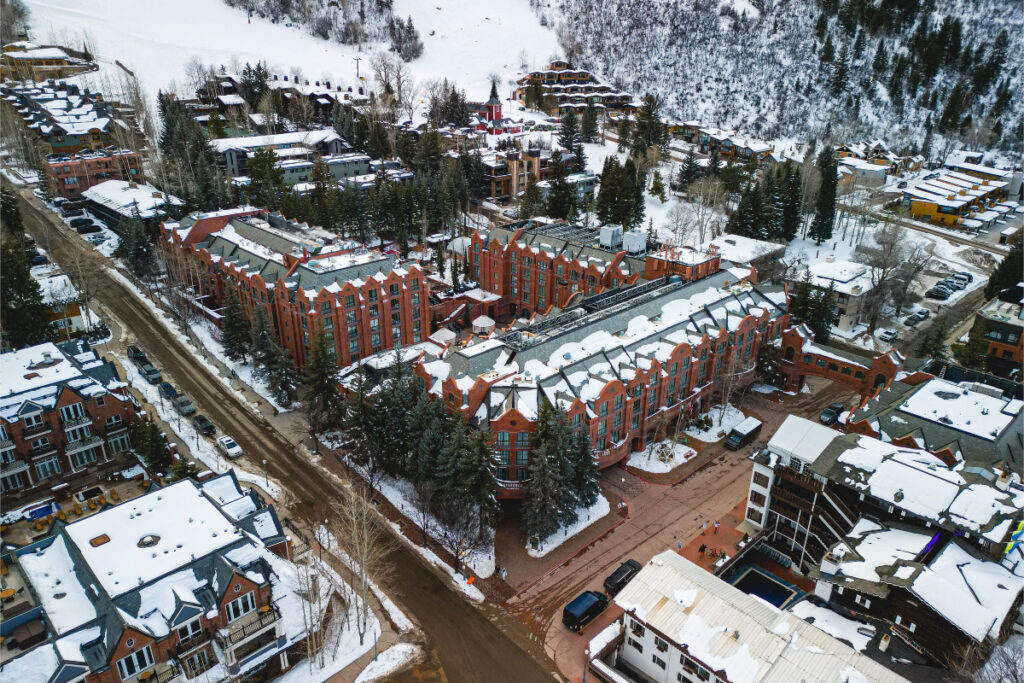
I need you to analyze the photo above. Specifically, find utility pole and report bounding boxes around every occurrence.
[353,57,361,82]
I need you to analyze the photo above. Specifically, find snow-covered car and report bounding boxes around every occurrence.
[216,435,243,458]
[878,329,898,343]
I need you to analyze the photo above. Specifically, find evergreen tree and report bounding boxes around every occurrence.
[920,115,934,160]
[952,322,987,370]
[633,94,668,155]
[872,40,888,75]
[821,35,835,63]
[545,150,576,220]
[726,184,760,239]
[1,232,55,349]
[207,110,227,138]
[220,287,251,362]
[250,306,277,379]
[596,157,621,224]
[616,117,631,152]
[248,146,284,210]
[621,157,645,228]
[265,347,299,406]
[568,428,599,510]
[459,429,500,530]
[678,149,701,188]
[436,411,471,503]
[581,102,599,143]
[780,165,802,241]
[809,283,839,344]
[755,343,785,388]
[809,149,837,245]
[916,316,949,361]
[522,443,562,542]
[984,238,1022,299]
[408,392,449,483]
[938,80,968,134]
[760,171,781,239]
[519,173,543,219]
[650,170,667,203]
[302,323,344,445]
[830,45,849,97]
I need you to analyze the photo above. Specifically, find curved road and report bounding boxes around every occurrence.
[17,191,559,683]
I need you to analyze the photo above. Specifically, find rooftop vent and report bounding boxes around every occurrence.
[137,534,159,548]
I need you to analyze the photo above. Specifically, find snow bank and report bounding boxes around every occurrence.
[685,404,746,442]
[389,520,486,603]
[354,643,423,683]
[627,440,697,473]
[527,493,611,558]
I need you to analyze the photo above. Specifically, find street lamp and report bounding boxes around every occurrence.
[263,459,268,488]
[620,477,625,508]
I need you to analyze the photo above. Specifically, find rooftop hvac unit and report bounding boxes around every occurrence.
[622,229,647,254]
[599,224,623,249]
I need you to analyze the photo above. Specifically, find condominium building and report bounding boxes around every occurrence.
[162,207,430,370]
[0,341,135,503]
[43,148,143,200]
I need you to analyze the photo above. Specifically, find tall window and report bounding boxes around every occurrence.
[226,591,256,622]
[116,645,154,680]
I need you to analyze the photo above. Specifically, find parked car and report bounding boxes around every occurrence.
[216,435,243,458]
[604,560,643,596]
[87,235,106,245]
[61,208,84,218]
[925,288,950,300]
[879,328,898,343]
[942,278,965,291]
[139,363,162,383]
[819,402,845,426]
[192,414,216,437]
[173,395,196,416]
[955,271,974,283]
[562,591,608,632]
[159,382,177,400]
[76,223,101,235]
[69,217,92,229]
[28,253,48,265]
[917,309,931,319]
[903,313,923,326]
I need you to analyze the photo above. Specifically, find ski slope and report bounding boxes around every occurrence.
[24,0,558,107]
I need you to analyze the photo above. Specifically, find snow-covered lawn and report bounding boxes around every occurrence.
[25,0,557,111]
[526,493,611,558]
[790,601,874,652]
[188,317,295,413]
[354,643,423,683]
[118,354,282,499]
[684,404,746,442]
[627,440,697,474]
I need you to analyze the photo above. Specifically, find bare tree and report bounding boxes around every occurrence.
[688,176,726,247]
[663,202,692,247]
[289,96,315,130]
[717,346,753,424]
[433,498,490,578]
[946,638,1024,683]
[409,479,437,547]
[329,487,394,647]
[258,91,279,135]
[157,239,203,328]
[518,48,530,72]
[370,51,397,96]
[392,59,416,123]
[857,223,931,330]
[62,245,105,334]
[799,153,822,238]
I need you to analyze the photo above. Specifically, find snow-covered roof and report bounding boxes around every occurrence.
[63,479,239,598]
[210,129,342,154]
[615,551,908,683]
[898,378,1021,441]
[806,259,874,296]
[710,234,784,264]
[81,180,183,219]
[766,415,841,465]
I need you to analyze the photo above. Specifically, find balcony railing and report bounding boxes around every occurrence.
[130,664,181,683]
[104,420,128,436]
[174,629,212,656]
[1,437,14,450]
[496,479,525,491]
[65,434,102,454]
[61,414,92,430]
[217,606,280,647]
[23,423,53,438]
[28,443,58,458]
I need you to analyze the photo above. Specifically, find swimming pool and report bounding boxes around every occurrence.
[731,566,800,608]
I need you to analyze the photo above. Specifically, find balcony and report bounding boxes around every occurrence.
[496,479,525,491]
[1,437,13,451]
[104,421,128,436]
[217,606,280,648]
[28,443,58,458]
[61,414,92,430]
[174,629,212,657]
[1,460,29,477]
[65,434,102,455]
[126,664,181,683]
[776,466,823,492]
[23,423,53,438]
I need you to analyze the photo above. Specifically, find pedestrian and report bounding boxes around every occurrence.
[698,543,706,557]
[714,521,720,534]
[701,521,707,536]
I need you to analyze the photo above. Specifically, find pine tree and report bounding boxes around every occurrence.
[250,306,277,381]
[220,287,251,362]
[558,109,581,156]
[581,102,599,143]
[248,146,284,210]
[678,149,702,188]
[208,110,227,138]
[1,232,55,350]
[809,283,839,344]
[809,149,837,245]
[821,35,835,63]
[984,238,1022,299]
[650,170,666,203]
[266,346,299,406]
[459,429,500,530]
[519,173,543,219]
[830,45,849,97]
[522,443,562,542]
[568,428,599,510]
[436,412,470,503]
[408,393,449,483]
[302,324,343,445]
[596,157,621,224]
[872,40,888,76]
[780,166,802,241]
[917,316,949,361]
[545,150,576,220]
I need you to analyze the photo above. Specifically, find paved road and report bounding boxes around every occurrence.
[17,190,560,683]
[508,379,857,680]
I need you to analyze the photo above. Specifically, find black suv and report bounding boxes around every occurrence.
[192,414,216,437]
[604,559,643,596]
[819,402,845,425]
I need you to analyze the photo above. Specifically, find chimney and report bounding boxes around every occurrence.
[315,81,320,86]
[42,351,53,363]
[283,75,288,81]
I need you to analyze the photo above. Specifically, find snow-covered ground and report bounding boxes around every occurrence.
[684,404,745,442]
[25,0,558,110]
[117,349,282,499]
[790,601,874,653]
[526,493,611,558]
[354,643,423,683]
[627,440,697,473]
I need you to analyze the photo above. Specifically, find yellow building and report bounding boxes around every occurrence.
[902,171,1008,227]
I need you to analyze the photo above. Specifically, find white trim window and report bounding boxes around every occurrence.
[116,645,154,680]
[226,591,256,622]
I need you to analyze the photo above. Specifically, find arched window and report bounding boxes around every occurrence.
[784,346,795,362]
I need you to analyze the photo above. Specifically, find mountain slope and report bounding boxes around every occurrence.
[543,0,1022,150]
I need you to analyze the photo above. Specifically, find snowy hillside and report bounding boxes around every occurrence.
[23,0,558,106]
[540,0,1023,150]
